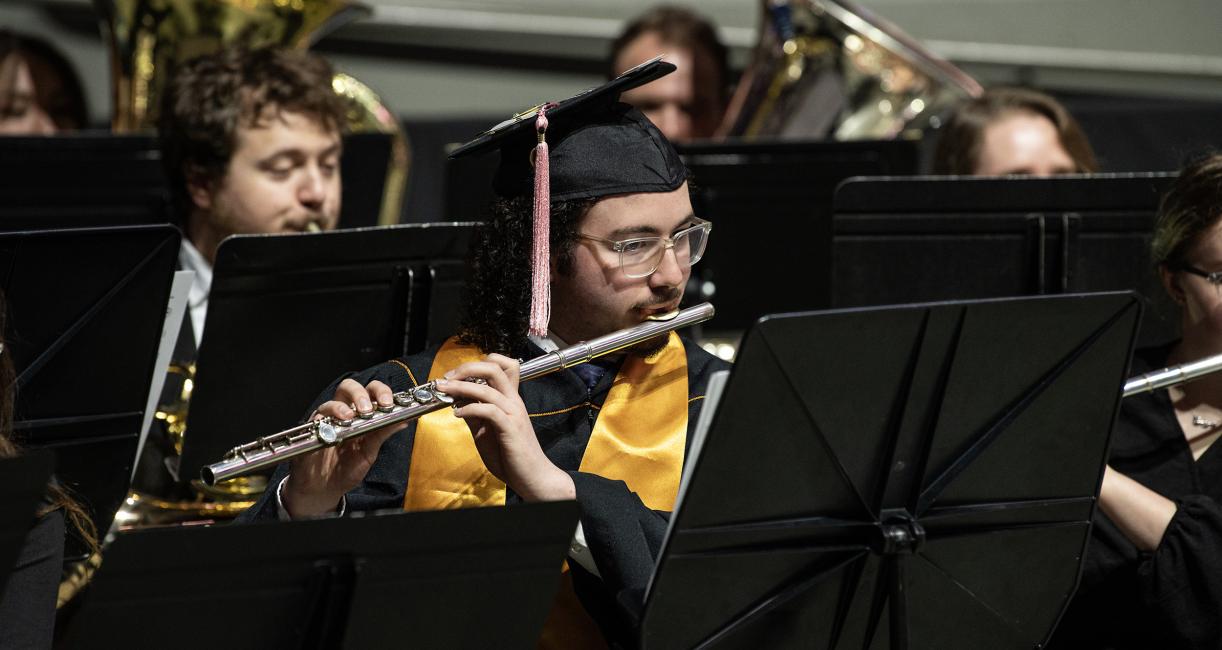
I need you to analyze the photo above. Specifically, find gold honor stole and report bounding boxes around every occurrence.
[402,331,690,648]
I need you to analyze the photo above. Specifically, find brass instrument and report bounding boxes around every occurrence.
[721,0,982,140]
[203,303,717,485]
[1123,352,1222,397]
[153,360,193,454]
[94,0,409,225]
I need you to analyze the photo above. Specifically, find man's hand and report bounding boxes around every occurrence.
[282,378,405,518]
[436,354,575,502]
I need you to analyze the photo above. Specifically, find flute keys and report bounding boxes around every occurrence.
[377,402,394,413]
[317,421,339,445]
[393,392,415,407]
[413,386,436,403]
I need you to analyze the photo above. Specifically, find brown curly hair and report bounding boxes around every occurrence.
[157,47,349,222]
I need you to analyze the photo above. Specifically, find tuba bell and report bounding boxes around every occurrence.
[721,0,983,141]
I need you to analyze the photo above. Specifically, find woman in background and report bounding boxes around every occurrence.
[0,297,98,648]
[1050,154,1222,649]
[0,29,88,134]
[933,87,1097,177]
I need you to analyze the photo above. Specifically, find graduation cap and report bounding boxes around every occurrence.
[450,57,687,336]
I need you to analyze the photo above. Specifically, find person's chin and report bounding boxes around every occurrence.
[627,332,671,358]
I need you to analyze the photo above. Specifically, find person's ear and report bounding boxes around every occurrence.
[185,166,214,211]
[1160,264,1186,305]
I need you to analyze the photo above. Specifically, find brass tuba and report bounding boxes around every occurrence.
[94,0,409,225]
[721,0,982,140]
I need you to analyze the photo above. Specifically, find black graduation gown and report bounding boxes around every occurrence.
[238,335,730,647]
[1049,343,1222,649]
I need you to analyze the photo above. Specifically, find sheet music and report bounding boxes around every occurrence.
[645,368,731,601]
[131,270,193,483]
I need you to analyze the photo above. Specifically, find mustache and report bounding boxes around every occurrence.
[633,287,682,311]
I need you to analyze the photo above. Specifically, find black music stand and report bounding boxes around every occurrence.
[642,293,1141,649]
[337,132,394,229]
[0,132,396,231]
[0,449,55,598]
[831,173,1177,344]
[677,138,919,333]
[0,134,171,230]
[178,223,476,485]
[0,225,179,554]
[63,500,578,649]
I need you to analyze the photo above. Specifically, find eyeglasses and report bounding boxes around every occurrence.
[1181,265,1222,289]
[578,217,711,279]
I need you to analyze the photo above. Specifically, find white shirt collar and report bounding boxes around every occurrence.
[178,239,212,346]
[528,331,567,353]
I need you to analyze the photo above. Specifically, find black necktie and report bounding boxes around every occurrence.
[572,359,617,391]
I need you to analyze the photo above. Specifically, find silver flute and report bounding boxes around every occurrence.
[1123,351,1222,397]
[201,302,715,485]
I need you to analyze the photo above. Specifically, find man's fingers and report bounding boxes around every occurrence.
[334,378,375,414]
[366,380,395,409]
[349,421,406,460]
[317,399,356,420]
[435,377,514,413]
[484,353,521,386]
[451,402,510,431]
[444,360,513,395]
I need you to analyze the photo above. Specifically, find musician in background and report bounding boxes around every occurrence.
[239,64,729,648]
[1050,154,1222,649]
[932,87,1097,176]
[0,296,98,649]
[0,29,88,134]
[609,5,730,142]
[138,47,347,493]
[159,46,347,324]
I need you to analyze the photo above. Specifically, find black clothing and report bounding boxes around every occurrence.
[1051,343,1222,649]
[449,59,686,203]
[0,509,64,650]
[238,336,728,646]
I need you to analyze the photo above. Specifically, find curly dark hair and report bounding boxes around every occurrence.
[458,196,595,354]
[157,47,348,223]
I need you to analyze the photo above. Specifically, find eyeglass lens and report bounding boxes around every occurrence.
[621,225,709,278]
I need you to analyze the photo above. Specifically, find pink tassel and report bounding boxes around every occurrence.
[528,105,553,337]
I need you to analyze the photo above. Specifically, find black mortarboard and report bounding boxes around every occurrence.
[449,57,688,335]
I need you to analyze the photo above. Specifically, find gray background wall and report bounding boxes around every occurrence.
[4,0,1222,126]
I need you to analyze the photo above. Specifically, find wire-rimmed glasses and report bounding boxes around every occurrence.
[1181,265,1222,293]
[578,217,711,279]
